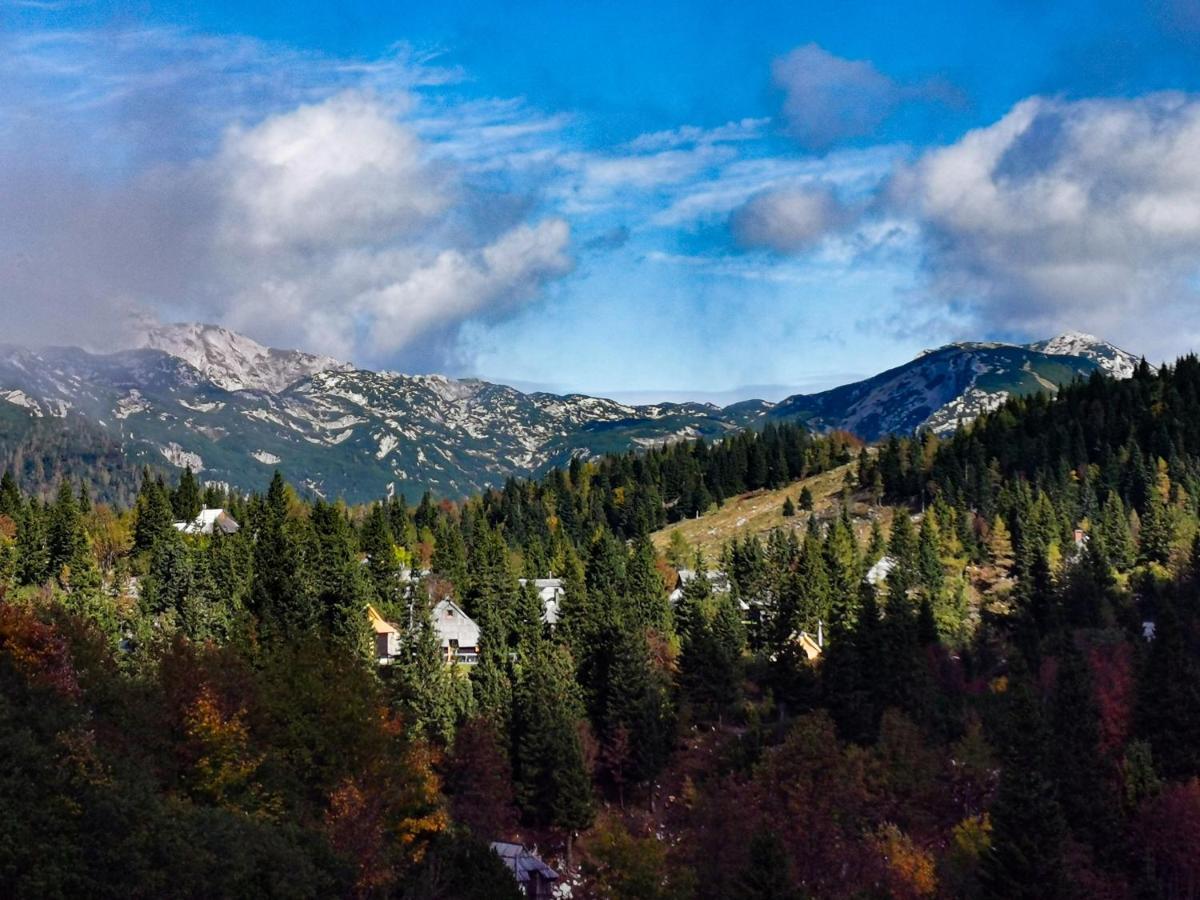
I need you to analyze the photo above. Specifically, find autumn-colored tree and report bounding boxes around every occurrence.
[582,815,696,900]
[1134,778,1200,899]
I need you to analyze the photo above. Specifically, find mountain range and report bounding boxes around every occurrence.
[0,323,1140,503]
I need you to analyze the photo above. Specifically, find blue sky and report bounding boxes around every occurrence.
[4,1,1200,401]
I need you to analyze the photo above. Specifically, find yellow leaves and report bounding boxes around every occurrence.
[951,813,992,860]
[182,685,270,813]
[873,823,937,898]
[323,731,448,897]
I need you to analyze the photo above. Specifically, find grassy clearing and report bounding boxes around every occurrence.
[651,462,898,558]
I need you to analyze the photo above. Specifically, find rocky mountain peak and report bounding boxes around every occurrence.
[139,323,352,393]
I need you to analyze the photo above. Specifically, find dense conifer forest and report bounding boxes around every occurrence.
[3,362,1200,897]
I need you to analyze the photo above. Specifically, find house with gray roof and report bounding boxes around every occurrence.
[491,842,559,899]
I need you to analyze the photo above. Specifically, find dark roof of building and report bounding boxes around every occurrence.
[490,842,559,884]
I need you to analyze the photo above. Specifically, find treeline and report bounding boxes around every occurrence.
[0,407,144,506]
[480,421,855,547]
[4,366,1200,896]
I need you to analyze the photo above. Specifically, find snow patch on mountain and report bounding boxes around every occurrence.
[252,450,281,465]
[1029,332,1140,379]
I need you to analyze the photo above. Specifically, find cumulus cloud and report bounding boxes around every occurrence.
[359,219,572,355]
[730,186,851,253]
[0,30,575,370]
[772,44,957,149]
[205,93,571,363]
[895,92,1200,355]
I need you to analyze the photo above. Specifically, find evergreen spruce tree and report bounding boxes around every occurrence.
[1137,595,1200,778]
[432,517,469,594]
[249,471,315,640]
[980,675,1067,899]
[626,535,669,634]
[361,502,400,606]
[865,517,887,566]
[1049,641,1117,849]
[0,470,20,519]
[16,500,50,586]
[511,642,594,841]
[465,525,519,647]
[142,527,194,619]
[793,532,831,635]
[172,465,202,522]
[781,496,796,518]
[886,511,918,598]
[308,501,371,649]
[392,588,472,745]
[1097,492,1135,570]
[1138,491,1173,565]
[823,515,860,626]
[133,471,175,553]
[917,513,944,598]
[41,480,100,598]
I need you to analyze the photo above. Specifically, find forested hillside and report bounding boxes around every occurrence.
[2,362,1200,897]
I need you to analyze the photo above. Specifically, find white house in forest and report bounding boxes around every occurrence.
[368,600,480,667]
[173,507,240,536]
[518,577,564,626]
[668,568,732,605]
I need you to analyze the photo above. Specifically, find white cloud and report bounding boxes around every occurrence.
[730,186,849,253]
[217,92,446,250]
[361,219,572,353]
[896,92,1200,355]
[202,94,572,363]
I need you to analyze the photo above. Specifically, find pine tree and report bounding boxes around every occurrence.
[980,674,1067,899]
[781,496,796,518]
[1138,491,1173,565]
[172,466,203,522]
[432,517,469,594]
[626,535,669,633]
[361,502,400,606]
[798,486,814,511]
[16,500,50,586]
[0,470,20,519]
[887,511,918,598]
[133,471,174,552]
[917,513,944,598]
[391,589,471,745]
[249,471,314,639]
[1097,492,1135,570]
[511,642,594,837]
[309,501,371,649]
